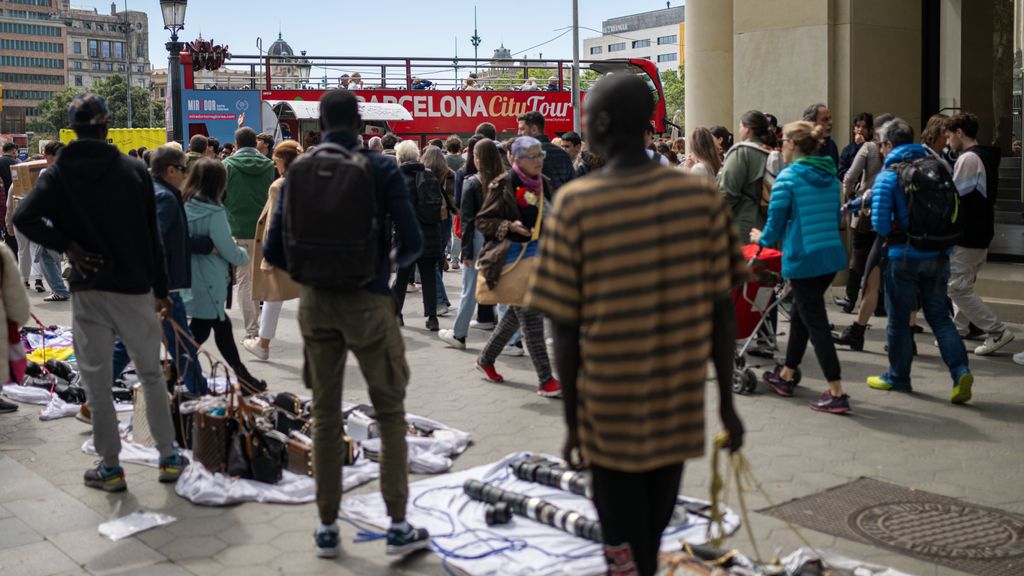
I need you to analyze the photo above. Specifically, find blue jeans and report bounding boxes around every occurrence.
[112,293,208,395]
[38,249,69,298]
[436,261,450,307]
[883,256,968,388]
[452,230,484,339]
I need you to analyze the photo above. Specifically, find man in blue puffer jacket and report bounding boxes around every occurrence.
[868,118,972,403]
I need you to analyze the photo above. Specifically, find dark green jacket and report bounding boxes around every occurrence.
[223,148,275,239]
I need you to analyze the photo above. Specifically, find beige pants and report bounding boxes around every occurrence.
[949,246,1005,336]
[234,239,259,338]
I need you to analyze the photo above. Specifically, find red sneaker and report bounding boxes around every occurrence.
[476,360,504,383]
[537,378,562,398]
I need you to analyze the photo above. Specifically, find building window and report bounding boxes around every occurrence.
[74,41,81,54]
[136,42,143,58]
[104,62,113,71]
[590,46,602,55]
[73,61,82,69]
[657,35,678,45]
[101,41,110,59]
[117,64,126,72]
[632,39,650,49]
[96,23,103,31]
[92,62,100,70]
[88,39,98,57]
[657,53,678,63]
[74,75,83,87]
[114,42,123,59]
[608,42,625,52]
[136,65,144,73]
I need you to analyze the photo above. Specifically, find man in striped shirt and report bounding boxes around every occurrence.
[527,74,746,576]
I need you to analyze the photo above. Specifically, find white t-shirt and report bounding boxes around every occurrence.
[952,149,987,198]
[646,149,670,166]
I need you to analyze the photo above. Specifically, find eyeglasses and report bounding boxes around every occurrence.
[520,151,546,161]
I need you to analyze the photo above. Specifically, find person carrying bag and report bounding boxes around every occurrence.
[473,136,560,398]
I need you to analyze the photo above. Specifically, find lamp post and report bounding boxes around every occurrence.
[160,0,187,144]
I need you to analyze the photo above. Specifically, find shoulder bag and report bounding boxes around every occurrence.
[475,195,544,307]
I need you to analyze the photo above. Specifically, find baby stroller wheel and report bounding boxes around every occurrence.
[743,369,758,393]
[731,370,747,394]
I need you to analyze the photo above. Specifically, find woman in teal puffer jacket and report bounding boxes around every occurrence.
[182,158,265,393]
[750,121,849,415]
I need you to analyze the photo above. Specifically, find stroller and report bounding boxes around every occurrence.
[731,245,801,394]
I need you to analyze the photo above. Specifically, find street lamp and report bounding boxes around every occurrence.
[160,0,187,144]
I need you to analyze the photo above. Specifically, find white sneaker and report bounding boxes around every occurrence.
[470,320,495,331]
[438,329,466,350]
[501,343,524,357]
[1014,351,1024,366]
[974,330,1014,356]
[242,337,269,361]
[407,283,420,293]
[437,304,450,317]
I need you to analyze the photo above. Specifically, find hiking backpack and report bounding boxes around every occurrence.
[282,143,379,290]
[412,170,444,225]
[892,156,961,250]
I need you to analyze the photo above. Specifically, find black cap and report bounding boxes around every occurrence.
[68,93,110,128]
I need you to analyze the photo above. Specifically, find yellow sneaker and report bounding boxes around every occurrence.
[866,375,893,391]
[950,371,973,404]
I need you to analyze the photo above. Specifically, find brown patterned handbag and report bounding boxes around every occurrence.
[191,386,235,474]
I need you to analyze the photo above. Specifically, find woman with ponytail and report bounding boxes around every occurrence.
[716,110,775,241]
[750,121,849,414]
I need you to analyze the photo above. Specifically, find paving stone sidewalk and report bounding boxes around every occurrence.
[1,275,1022,576]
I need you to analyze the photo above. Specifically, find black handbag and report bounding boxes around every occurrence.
[227,404,287,484]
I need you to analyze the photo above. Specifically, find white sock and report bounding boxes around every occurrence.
[318,522,338,534]
[391,520,411,532]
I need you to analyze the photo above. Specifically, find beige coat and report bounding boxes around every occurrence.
[0,244,31,383]
[251,178,301,302]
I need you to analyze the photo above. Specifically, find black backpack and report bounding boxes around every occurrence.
[283,143,378,290]
[891,156,961,250]
[412,170,443,225]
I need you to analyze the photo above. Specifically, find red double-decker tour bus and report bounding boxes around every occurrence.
[177,52,669,146]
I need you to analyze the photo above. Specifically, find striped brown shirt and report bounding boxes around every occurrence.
[527,164,746,473]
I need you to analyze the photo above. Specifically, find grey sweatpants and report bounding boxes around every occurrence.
[73,290,176,466]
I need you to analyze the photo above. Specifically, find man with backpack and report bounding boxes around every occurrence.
[867,118,973,404]
[262,89,429,559]
[944,112,1014,356]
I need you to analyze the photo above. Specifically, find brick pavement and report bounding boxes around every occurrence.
[1,273,1022,576]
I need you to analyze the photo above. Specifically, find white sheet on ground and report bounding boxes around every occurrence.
[3,384,131,418]
[781,548,915,576]
[341,452,741,576]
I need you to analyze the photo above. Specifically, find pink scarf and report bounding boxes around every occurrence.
[512,162,543,192]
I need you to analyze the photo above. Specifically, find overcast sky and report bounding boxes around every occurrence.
[73,0,680,69]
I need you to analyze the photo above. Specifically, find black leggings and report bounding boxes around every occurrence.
[786,273,842,382]
[189,316,243,370]
[591,463,684,576]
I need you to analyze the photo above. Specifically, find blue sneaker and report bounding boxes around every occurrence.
[158,452,190,483]
[314,525,339,558]
[386,524,431,556]
[84,463,126,492]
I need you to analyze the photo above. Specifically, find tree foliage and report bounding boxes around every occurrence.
[33,75,165,135]
[660,67,685,129]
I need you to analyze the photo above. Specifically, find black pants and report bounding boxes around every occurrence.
[786,273,842,382]
[393,257,438,319]
[189,316,243,370]
[591,462,684,576]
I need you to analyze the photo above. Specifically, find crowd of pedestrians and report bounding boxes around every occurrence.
[0,75,1021,575]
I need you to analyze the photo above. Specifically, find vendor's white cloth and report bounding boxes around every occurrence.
[342,452,741,576]
[3,384,131,419]
[343,402,472,474]
[780,548,914,576]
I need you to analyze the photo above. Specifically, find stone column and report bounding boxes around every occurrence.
[684,0,734,133]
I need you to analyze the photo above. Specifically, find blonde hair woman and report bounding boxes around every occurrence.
[243,140,303,361]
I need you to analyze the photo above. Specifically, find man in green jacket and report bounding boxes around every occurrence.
[223,127,276,340]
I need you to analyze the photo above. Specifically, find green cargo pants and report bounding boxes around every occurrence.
[299,287,410,524]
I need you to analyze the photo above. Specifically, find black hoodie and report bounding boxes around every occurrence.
[13,139,168,297]
[958,145,1001,249]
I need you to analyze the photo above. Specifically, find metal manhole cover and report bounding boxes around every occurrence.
[850,502,1024,560]
[759,477,1024,576]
